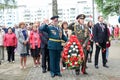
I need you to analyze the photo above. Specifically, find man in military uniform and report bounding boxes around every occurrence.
[39,16,67,78]
[68,14,89,75]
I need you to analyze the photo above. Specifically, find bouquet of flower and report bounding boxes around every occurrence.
[62,35,84,69]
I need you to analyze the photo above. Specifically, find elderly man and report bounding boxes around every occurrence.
[39,16,67,78]
[68,14,89,75]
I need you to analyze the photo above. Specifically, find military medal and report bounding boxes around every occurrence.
[51,30,56,35]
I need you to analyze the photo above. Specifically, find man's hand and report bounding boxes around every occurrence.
[23,41,27,45]
[43,19,49,25]
[106,41,109,44]
[82,44,86,48]
[95,42,99,46]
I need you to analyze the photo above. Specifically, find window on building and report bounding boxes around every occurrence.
[70,8,75,10]
[58,13,62,15]
[58,9,62,11]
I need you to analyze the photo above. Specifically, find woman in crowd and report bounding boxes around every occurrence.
[106,26,111,62]
[17,22,29,69]
[62,21,72,39]
[87,21,94,63]
[114,25,119,40]
[26,25,32,56]
[29,24,41,67]
[61,21,72,70]
[0,28,5,64]
[4,27,17,63]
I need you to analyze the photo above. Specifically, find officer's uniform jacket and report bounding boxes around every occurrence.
[39,24,67,50]
[68,22,89,47]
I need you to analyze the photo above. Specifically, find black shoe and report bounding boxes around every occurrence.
[42,70,46,73]
[88,61,92,63]
[89,60,92,63]
[51,74,55,78]
[75,70,80,75]
[95,65,99,69]
[76,71,80,75]
[88,59,91,63]
[47,68,50,71]
[82,71,88,75]
[103,65,109,68]
[42,68,46,73]
[56,74,62,77]
[106,59,108,63]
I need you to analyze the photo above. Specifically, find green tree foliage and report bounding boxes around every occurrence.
[0,0,17,10]
[95,0,120,17]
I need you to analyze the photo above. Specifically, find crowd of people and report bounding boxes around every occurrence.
[0,14,120,78]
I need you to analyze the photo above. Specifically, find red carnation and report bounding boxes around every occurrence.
[72,62,75,66]
[67,63,70,67]
[74,57,78,61]
[70,57,73,61]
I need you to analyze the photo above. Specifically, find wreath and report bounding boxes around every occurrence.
[62,35,84,69]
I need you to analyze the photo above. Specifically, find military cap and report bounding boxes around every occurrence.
[50,16,59,20]
[76,14,86,19]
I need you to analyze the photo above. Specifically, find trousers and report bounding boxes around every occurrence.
[6,46,15,62]
[49,49,61,75]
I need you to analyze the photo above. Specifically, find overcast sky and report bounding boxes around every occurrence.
[18,0,78,7]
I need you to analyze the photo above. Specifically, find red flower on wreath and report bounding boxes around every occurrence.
[67,63,70,67]
[74,57,78,61]
[72,62,75,66]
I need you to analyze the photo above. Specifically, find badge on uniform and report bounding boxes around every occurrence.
[84,28,88,37]
[51,30,57,35]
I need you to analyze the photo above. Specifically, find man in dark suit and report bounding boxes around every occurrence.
[39,19,50,73]
[93,16,109,69]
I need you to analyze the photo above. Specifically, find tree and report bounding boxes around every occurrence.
[52,0,58,16]
[95,0,120,18]
[0,0,17,10]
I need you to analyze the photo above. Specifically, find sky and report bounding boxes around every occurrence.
[17,0,78,7]
[18,0,50,6]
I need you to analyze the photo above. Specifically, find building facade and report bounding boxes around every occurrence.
[0,0,98,27]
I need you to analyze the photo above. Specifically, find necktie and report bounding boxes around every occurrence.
[100,23,104,32]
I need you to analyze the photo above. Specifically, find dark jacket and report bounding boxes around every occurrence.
[2,28,8,33]
[39,31,48,48]
[93,23,109,43]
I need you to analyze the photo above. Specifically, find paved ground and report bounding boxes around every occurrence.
[0,54,33,80]
[0,40,120,80]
